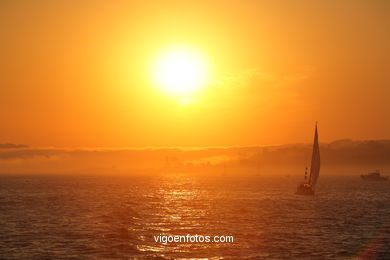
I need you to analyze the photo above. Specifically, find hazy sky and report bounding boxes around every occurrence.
[0,0,389,147]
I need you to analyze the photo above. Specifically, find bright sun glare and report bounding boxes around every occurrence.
[153,49,207,96]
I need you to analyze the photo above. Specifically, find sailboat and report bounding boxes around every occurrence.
[295,123,320,195]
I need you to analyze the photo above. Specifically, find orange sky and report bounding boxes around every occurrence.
[0,0,389,147]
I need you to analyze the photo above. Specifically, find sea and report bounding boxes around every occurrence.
[0,174,389,260]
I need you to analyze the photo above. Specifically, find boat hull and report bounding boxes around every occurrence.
[295,184,315,196]
[361,175,388,181]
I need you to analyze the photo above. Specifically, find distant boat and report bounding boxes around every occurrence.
[361,170,388,181]
[296,123,320,195]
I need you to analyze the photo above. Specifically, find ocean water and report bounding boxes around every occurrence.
[0,174,389,260]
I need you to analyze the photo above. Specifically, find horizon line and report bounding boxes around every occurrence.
[1,138,390,151]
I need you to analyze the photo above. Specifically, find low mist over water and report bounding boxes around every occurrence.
[1,139,390,175]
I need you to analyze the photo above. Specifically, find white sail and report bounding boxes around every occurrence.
[309,124,320,187]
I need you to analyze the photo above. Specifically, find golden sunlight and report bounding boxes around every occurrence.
[153,49,207,97]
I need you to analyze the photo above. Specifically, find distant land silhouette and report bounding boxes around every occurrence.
[0,140,389,175]
[0,143,28,149]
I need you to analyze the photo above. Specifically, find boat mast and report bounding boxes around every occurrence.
[304,167,308,181]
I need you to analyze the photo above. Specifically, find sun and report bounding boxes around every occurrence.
[153,49,207,96]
